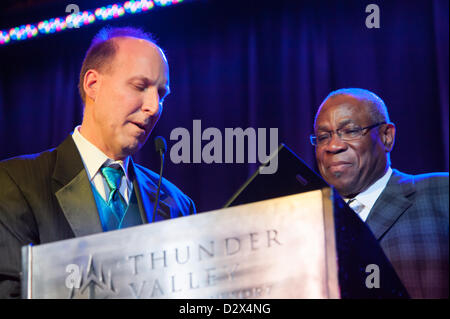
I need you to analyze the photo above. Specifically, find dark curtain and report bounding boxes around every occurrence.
[0,0,448,213]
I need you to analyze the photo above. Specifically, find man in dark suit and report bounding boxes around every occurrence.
[0,27,196,298]
[310,88,448,298]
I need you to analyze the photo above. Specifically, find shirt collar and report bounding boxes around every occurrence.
[345,167,393,210]
[71,126,130,181]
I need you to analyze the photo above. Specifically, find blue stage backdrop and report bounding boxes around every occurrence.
[0,0,448,212]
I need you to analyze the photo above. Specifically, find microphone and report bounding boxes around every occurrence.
[152,136,167,223]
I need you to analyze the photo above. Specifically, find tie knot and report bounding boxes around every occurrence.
[347,198,365,214]
[101,165,125,192]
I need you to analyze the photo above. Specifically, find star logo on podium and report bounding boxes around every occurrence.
[67,254,118,299]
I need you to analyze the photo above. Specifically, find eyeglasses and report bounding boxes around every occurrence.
[310,122,386,146]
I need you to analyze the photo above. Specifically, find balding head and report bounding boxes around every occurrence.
[79,26,170,160]
[78,26,161,104]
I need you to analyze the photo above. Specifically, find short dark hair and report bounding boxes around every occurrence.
[78,26,156,104]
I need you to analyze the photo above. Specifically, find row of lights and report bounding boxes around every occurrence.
[0,0,184,46]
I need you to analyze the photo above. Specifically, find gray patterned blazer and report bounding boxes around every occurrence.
[366,169,449,298]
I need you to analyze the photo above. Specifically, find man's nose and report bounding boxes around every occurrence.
[325,132,348,153]
[141,88,161,116]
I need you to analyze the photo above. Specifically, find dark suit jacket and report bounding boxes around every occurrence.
[366,169,449,298]
[0,135,196,298]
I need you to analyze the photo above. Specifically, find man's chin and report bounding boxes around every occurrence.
[120,140,143,157]
[325,173,356,195]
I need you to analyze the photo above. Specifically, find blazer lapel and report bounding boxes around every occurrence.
[366,169,415,240]
[52,136,103,237]
[129,159,171,223]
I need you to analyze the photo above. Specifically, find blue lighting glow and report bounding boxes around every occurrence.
[0,0,186,46]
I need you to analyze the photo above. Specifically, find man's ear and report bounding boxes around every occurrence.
[381,123,396,152]
[83,69,101,102]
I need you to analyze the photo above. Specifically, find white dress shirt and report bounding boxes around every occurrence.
[71,126,133,204]
[344,167,393,222]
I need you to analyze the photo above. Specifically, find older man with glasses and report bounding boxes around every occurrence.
[311,88,448,298]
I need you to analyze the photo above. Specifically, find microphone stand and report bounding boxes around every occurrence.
[152,137,166,223]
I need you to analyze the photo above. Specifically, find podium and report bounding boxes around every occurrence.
[21,187,408,299]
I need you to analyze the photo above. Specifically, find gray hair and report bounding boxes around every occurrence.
[315,88,390,125]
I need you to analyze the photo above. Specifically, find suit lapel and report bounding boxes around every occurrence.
[52,136,103,237]
[130,159,171,223]
[366,169,415,240]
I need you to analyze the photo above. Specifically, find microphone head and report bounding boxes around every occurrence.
[154,136,167,154]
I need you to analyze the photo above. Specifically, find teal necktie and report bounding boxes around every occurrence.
[101,165,128,226]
